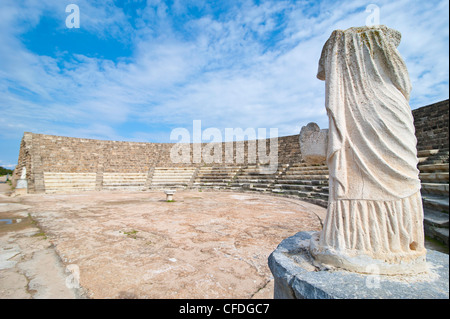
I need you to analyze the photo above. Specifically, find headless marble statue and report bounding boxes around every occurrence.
[309,26,427,275]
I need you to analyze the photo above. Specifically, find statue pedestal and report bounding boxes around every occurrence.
[16,179,27,189]
[13,178,28,195]
[268,231,449,299]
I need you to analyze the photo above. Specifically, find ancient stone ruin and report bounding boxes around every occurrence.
[10,99,449,248]
[311,25,427,275]
[268,26,449,299]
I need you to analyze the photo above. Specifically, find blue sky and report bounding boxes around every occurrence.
[0,0,448,169]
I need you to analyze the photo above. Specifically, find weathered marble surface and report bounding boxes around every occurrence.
[311,26,426,274]
[299,122,328,165]
[269,232,449,299]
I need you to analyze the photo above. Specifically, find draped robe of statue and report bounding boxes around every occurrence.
[310,26,427,274]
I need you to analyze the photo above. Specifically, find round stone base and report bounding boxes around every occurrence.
[309,232,428,275]
[268,231,449,299]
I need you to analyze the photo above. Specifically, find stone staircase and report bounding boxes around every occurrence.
[271,163,329,207]
[101,172,147,191]
[228,164,288,193]
[192,166,241,189]
[149,167,197,189]
[43,172,97,193]
[418,149,449,246]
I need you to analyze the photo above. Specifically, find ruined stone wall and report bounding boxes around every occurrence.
[14,132,300,193]
[14,99,448,193]
[413,99,449,151]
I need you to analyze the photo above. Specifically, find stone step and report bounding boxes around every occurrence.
[197,175,232,179]
[197,171,235,175]
[45,188,96,193]
[274,184,329,192]
[151,178,191,182]
[228,183,273,190]
[149,185,187,190]
[151,181,191,185]
[103,172,147,176]
[45,184,95,189]
[290,162,328,167]
[153,167,197,170]
[276,179,328,186]
[44,180,96,185]
[424,209,449,228]
[196,181,232,184]
[152,176,194,180]
[45,182,96,187]
[237,173,280,178]
[421,183,449,195]
[288,169,329,174]
[103,179,146,184]
[227,186,243,191]
[240,171,276,176]
[149,182,189,186]
[418,163,449,172]
[252,183,273,188]
[196,174,234,179]
[419,172,449,182]
[151,179,193,183]
[103,177,147,182]
[422,158,450,165]
[281,175,329,180]
[44,176,96,181]
[417,149,440,158]
[193,182,228,187]
[102,182,146,186]
[249,187,271,192]
[423,206,449,250]
[152,171,195,175]
[199,166,240,169]
[424,225,449,246]
[285,169,329,175]
[234,179,276,183]
[152,173,194,178]
[422,194,449,213]
[420,149,449,165]
[229,181,273,186]
[43,172,96,176]
[102,186,145,190]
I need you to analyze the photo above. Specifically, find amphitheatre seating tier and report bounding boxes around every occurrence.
[416,147,449,247]
[12,99,450,247]
[271,163,329,208]
[228,164,288,192]
[102,172,148,191]
[193,166,241,189]
[43,172,97,193]
[150,167,197,189]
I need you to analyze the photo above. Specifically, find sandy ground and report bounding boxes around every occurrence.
[0,199,82,298]
[0,176,11,194]
[0,189,327,299]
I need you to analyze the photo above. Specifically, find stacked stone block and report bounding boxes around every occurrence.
[413,99,449,152]
[11,100,449,246]
[272,163,329,208]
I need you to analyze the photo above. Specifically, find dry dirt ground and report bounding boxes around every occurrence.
[0,189,327,299]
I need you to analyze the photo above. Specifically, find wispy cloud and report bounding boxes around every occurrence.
[0,0,448,167]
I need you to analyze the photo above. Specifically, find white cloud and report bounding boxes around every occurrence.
[0,0,448,161]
